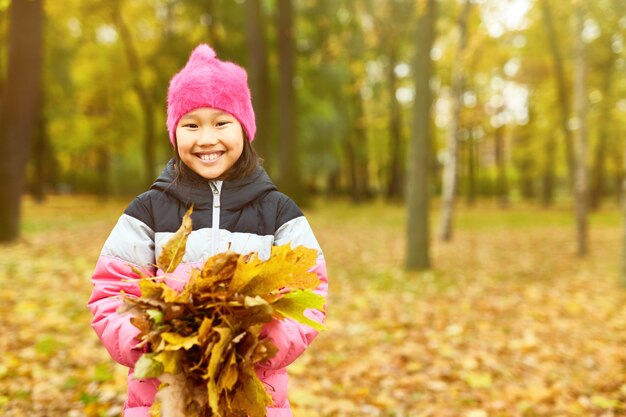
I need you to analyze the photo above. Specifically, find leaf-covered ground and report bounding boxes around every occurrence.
[1,196,625,417]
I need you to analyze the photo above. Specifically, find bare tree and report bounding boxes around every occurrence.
[0,0,43,242]
[406,0,437,271]
[438,0,471,241]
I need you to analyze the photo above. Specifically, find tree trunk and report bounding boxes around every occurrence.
[30,103,49,202]
[590,57,614,210]
[111,0,156,188]
[0,0,43,242]
[347,82,370,203]
[244,0,272,172]
[96,145,111,198]
[539,0,575,195]
[277,0,306,205]
[621,149,626,288]
[406,0,437,271]
[494,125,509,208]
[386,45,404,200]
[572,3,588,257]
[466,129,477,207]
[542,133,557,207]
[438,0,470,241]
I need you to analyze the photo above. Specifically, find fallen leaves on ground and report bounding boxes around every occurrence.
[1,196,625,417]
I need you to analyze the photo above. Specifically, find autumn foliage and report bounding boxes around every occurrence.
[121,207,325,417]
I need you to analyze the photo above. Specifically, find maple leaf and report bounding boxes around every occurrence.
[231,245,320,296]
[273,290,327,332]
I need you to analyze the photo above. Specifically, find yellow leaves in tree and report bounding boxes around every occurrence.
[120,207,325,417]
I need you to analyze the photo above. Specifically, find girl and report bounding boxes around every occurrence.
[88,44,328,417]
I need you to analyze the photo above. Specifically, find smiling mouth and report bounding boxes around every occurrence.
[196,152,224,162]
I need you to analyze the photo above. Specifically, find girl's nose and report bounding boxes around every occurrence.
[197,127,219,145]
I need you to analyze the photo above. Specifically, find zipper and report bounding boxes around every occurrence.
[209,181,221,255]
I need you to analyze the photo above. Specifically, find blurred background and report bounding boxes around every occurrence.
[1,0,624,206]
[2,0,626,416]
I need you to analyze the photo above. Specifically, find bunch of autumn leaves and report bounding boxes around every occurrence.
[120,207,325,417]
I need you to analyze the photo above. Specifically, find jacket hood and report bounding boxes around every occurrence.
[150,159,276,210]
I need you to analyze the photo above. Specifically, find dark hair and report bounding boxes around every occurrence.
[172,135,261,183]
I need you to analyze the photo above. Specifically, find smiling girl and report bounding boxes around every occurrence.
[87,44,328,417]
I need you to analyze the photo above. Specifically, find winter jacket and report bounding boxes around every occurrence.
[88,160,328,417]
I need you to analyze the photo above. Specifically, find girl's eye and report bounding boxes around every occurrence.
[184,123,198,129]
[216,120,231,127]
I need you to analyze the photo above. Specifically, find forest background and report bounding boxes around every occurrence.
[1,0,626,416]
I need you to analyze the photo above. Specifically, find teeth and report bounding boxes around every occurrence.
[199,153,220,161]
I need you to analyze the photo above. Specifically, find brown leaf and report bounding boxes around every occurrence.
[157,205,194,273]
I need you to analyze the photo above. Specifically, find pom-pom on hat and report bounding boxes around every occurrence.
[166,44,256,146]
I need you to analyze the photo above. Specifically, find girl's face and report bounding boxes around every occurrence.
[176,107,244,180]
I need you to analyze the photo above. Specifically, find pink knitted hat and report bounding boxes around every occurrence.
[166,44,256,145]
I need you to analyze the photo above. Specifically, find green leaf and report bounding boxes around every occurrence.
[462,371,493,388]
[157,205,193,273]
[134,354,164,379]
[591,395,621,410]
[146,309,163,324]
[272,290,327,332]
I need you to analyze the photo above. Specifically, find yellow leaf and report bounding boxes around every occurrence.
[205,327,232,382]
[198,317,214,344]
[160,332,199,351]
[465,410,488,417]
[138,279,187,304]
[157,205,193,273]
[232,245,319,296]
[461,371,493,388]
[229,254,264,294]
[217,349,238,392]
[232,369,272,417]
[154,350,183,374]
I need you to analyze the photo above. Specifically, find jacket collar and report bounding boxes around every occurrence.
[150,159,276,210]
